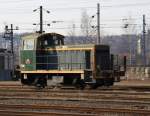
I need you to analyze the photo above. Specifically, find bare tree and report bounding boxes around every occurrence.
[67,22,76,44]
[66,10,96,44]
[80,10,96,43]
[122,15,138,65]
[80,10,90,37]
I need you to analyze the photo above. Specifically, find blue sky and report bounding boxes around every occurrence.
[0,0,150,36]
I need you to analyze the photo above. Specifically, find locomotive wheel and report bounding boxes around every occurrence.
[21,77,28,85]
[74,79,86,90]
[90,83,99,89]
[104,78,114,86]
[21,76,35,85]
[90,79,104,89]
[79,79,86,90]
[36,77,47,88]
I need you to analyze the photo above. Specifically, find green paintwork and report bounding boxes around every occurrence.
[20,50,36,70]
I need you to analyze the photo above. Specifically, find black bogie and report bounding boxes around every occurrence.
[36,77,47,88]
[21,74,47,88]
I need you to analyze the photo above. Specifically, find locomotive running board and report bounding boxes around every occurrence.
[21,70,84,74]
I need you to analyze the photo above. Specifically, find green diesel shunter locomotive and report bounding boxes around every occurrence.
[20,33,125,88]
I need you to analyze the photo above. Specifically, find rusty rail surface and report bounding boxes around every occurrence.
[0,104,149,116]
[0,90,149,103]
[0,83,150,91]
[0,86,150,95]
[0,83,149,115]
[0,110,95,116]
[0,96,150,111]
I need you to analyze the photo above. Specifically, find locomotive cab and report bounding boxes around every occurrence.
[36,33,64,49]
[20,33,65,88]
[20,33,38,70]
[20,33,38,86]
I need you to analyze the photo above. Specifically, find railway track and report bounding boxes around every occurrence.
[0,82,150,115]
[0,82,150,91]
[0,110,95,116]
[0,88,149,101]
[0,86,150,106]
[0,96,150,111]
[0,104,149,116]
[0,85,150,94]
[0,87,150,94]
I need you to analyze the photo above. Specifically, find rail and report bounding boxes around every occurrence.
[0,104,149,116]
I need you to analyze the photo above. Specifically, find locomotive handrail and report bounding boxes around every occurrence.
[36,53,93,70]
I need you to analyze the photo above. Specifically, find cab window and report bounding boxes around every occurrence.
[23,39,34,50]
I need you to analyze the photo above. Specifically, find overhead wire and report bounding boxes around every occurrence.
[0,1,150,33]
[101,2,150,8]
[1,1,150,10]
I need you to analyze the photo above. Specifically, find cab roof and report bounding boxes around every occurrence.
[22,33,64,40]
[37,33,64,39]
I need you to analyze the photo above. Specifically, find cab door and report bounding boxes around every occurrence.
[20,39,36,71]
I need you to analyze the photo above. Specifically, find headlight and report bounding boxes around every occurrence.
[20,64,25,68]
